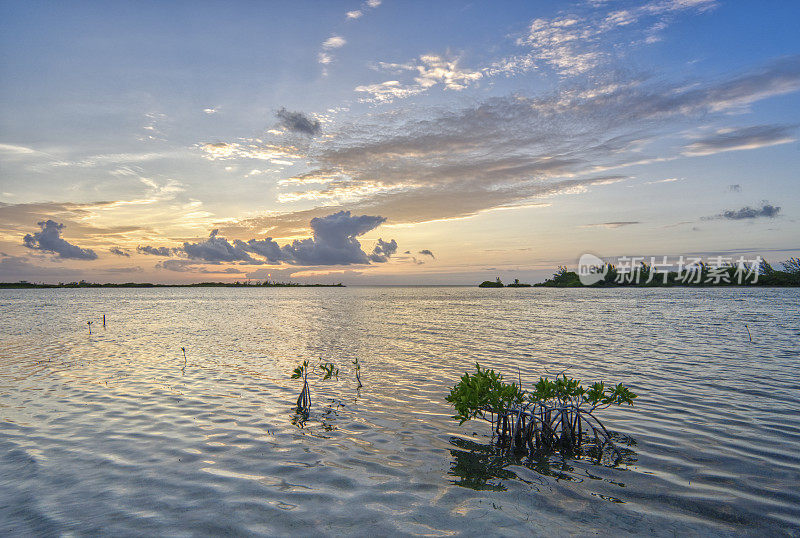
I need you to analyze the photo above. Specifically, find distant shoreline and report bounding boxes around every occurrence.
[0,281,344,289]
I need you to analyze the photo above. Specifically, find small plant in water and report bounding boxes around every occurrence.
[446,363,636,461]
[291,360,339,412]
[352,357,363,388]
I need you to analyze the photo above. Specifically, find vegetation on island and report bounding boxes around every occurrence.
[0,279,345,289]
[478,277,531,288]
[446,364,636,461]
[535,257,800,287]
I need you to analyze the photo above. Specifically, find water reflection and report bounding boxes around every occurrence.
[448,437,518,491]
[449,431,637,492]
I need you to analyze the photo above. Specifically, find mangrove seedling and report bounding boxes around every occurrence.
[446,363,636,460]
[87,321,93,335]
[291,360,339,412]
[181,347,187,374]
[353,357,363,388]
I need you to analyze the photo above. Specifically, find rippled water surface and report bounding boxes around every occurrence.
[1,287,799,536]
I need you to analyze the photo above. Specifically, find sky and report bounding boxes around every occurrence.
[1,0,799,284]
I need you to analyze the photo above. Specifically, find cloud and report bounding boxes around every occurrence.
[322,36,346,49]
[419,249,435,258]
[645,177,680,184]
[368,238,398,262]
[728,184,742,192]
[682,124,797,156]
[200,141,301,164]
[102,266,144,274]
[719,203,781,220]
[109,247,130,257]
[354,80,424,102]
[199,267,246,274]
[0,201,153,242]
[156,259,202,272]
[359,0,717,102]
[319,35,347,68]
[233,237,284,263]
[140,212,395,268]
[137,245,179,257]
[346,10,362,19]
[183,229,258,263]
[0,143,38,156]
[359,55,483,102]
[581,221,641,229]
[495,0,717,77]
[220,56,800,238]
[203,107,218,114]
[275,108,322,136]
[366,0,381,7]
[0,254,85,281]
[22,220,98,260]
[280,211,388,265]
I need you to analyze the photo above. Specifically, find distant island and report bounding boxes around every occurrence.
[478,278,531,288]
[0,280,344,289]
[532,258,800,287]
[477,258,800,288]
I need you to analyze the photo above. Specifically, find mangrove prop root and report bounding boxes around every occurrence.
[477,403,620,458]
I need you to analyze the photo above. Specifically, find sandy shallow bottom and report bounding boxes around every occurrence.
[1,286,799,536]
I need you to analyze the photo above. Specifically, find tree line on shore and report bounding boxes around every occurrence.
[534,258,800,287]
[0,280,344,289]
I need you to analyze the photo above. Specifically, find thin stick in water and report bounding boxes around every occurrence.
[745,324,752,343]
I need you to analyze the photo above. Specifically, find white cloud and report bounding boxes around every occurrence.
[200,141,302,165]
[488,0,717,77]
[322,36,346,49]
[357,55,483,102]
[355,80,424,102]
[0,143,37,155]
[346,10,362,19]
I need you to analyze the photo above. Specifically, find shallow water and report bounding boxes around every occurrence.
[1,287,799,536]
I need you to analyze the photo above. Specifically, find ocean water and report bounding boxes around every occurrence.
[1,286,798,536]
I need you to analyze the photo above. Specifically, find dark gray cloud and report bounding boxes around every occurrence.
[683,124,796,156]
[156,259,203,272]
[419,249,435,258]
[281,211,387,265]
[109,247,130,257]
[721,204,781,220]
[137,245,180,257]
[183,230,258,263]
[221,56,800,238]
[22,220,98,260]
[233,238,283,263]
[728,184,742,192]
[368,238,398,263]
[154,212,392,267]
[276,108,321,136]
